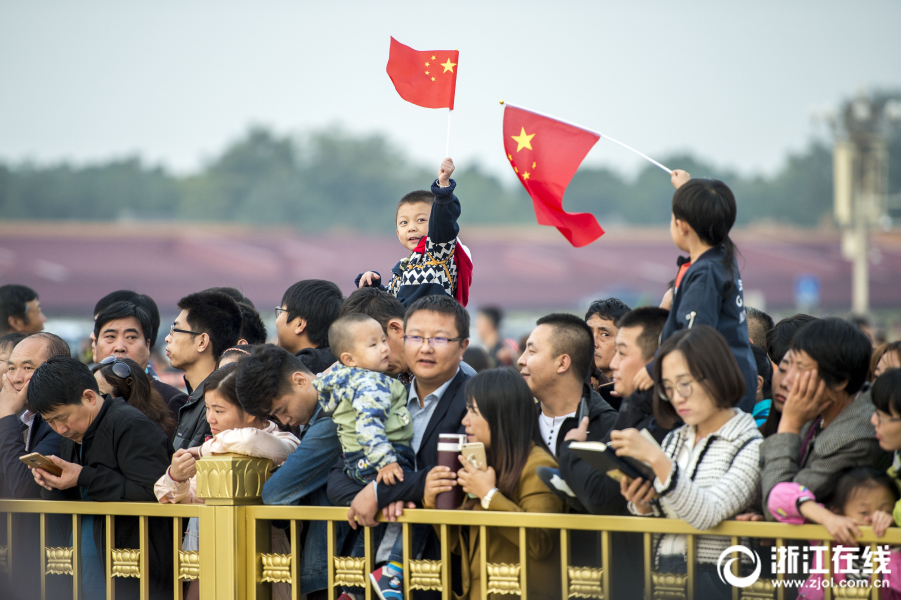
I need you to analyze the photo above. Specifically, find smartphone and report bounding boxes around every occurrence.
[19,452,63,476]
[461,442,487,471]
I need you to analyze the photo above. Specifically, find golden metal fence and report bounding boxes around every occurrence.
[2,454,900,600]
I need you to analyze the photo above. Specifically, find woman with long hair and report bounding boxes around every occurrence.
[423,367,563,600]
[94,356,176,441]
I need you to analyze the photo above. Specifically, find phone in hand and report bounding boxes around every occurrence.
[19,452,63,476]
[461,442,487,471]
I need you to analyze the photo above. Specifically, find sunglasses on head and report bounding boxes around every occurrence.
[100,356,133,379]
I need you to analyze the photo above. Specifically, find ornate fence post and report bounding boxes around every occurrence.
[195,453,274,600]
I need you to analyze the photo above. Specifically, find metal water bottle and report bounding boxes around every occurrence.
[436,433,467,509]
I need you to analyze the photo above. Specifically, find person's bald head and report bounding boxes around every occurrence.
[7,332,71,393]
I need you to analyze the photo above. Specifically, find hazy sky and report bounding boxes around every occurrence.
[1,1,899,182]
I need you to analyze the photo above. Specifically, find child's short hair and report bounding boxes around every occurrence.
[873,369,901,417]
[827,466,900,510]
[396,190,434,218]
[329,313,380,360]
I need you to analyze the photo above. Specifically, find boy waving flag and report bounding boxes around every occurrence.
[386,37,459,110]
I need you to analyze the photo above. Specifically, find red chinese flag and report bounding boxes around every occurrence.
[386,37,458,110]
[502,104,605,247]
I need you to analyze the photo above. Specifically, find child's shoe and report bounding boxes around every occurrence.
[369,563,404,600]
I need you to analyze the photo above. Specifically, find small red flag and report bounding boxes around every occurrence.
[386,37,458,110]
[502,104,605,247]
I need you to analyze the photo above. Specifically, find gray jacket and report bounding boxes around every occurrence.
[760,388,888,521]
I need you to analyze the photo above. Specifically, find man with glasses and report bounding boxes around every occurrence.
[327,295,472,595]
[166,291,242,451]
[93,301,188,422]
[274,280,343,373]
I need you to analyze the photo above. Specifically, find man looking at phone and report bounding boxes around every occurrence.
[0,332,70,498]
[517,313,616,457]
[28,357,173,599]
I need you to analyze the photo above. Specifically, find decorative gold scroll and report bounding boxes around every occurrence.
[651,571,687,600]
[260,553,292,583]
[486,562,522,595]
[568,566,604,599]
[45,547,74,576]
[178,550,200,581]
[111,549,141,578]
[333,556,366,588]
[409,559,443,591]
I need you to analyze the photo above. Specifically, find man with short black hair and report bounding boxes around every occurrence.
[556,307,671,514]
[584,298,631,379]
[237,302,268,345]
[275,279,343,372]
[93,301,188,421]
[0,284,46,335]
[328,294,473,593]
[29,357,172,599]
[518,313,617,457]
[93,290,162,352]
[166,291,242,450]
[746,306,774,349]
[236,344,343,598]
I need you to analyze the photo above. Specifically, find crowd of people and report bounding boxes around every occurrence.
[0,159,900,600]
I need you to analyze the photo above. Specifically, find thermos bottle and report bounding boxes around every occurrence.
[436,433,467,509]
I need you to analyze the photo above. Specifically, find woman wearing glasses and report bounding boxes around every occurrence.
[610,325,763,600]
[94,356,176,442]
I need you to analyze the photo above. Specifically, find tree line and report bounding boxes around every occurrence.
[1,119,898,231]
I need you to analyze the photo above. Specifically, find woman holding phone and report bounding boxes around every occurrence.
[610,326,762,599]
[423,367,563,600]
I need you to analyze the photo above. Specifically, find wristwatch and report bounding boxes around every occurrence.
[481,487,499,510]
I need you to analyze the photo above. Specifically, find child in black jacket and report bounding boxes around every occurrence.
[636,171,757,412]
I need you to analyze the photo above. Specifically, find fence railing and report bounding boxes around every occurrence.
[2,454,899,600]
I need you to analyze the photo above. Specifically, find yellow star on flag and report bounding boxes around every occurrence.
[507,154,513,161]
[532,162,537,169]
[523,172,530,179]
[440,59,456,73]
[431,77,436,81]
[510,127,535,152]
[431,55,436,60]
[425,62,430,66]
[425,71,430,75]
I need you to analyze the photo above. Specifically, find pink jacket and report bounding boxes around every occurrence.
[154,422,300,504]
[768,482,901,600]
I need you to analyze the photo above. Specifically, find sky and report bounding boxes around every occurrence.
[1,1,900,182]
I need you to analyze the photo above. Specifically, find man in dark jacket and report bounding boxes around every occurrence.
[275,279,343,372]
[93,300,188,422]
[29,357,173,600]
[517,313,617,457]
[327,295,472,598]
[556,307,672,515]
[166,291,242,450]
[552,307,671,600]
[0,333,70,599]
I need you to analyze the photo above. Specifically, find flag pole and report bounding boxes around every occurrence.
[446,109,452,157]
[500,100,673,175]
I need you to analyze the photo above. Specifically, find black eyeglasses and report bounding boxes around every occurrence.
[100,356,132,379]
[275,307,289,319]
[170,323,202,336]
